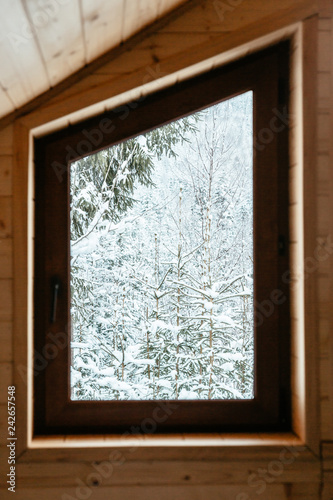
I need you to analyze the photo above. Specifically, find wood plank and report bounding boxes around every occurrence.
[319,316,330,356]
[0,197,12,238]
[157,0,187,17]
[0,0,202,131]
[319,17,332,30]
[318,72,330,112]
[323,442,333,470]
[0,156,12,196]
[289,483,320,499]
[24,0,85,87]
[0,0,49,107]
[46,32,216,106]
[0,280,12,322]
[160,0,316,33]
[0,322,12,362]
[322,477,333,500]
[318,30,331,71]
[18,2,317,131]
[81,0,123,63]
[0,485,293,500]
[0,238,12,279]
[317,153,330,196]
[0,125,13,155]
[320,356,332,397]
[318,10,333,442]
[18,440,314,463]
[319,0,333,17]
[13,122,30,457]
[302,15,320,454]
[0,88,14,120]
[123,0,159,41]
[0,457,320,488]
[328,13,333,441]
[318,112,330,153]
[0,404,8,446]
[0,362,12,403]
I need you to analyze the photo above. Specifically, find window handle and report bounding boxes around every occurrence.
[51,278,60,323]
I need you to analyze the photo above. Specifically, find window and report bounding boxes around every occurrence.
[69,91,254,403]
[34,41,290,435]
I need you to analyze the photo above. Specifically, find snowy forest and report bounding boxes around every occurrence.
[70,91,254,401]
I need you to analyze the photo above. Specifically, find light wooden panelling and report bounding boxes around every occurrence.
[318,71,330,111]
[318,4,333,444]
[0,125,13,155]
[322,443,333,500]
[160,0,314,33]
[0,0,331,498]
[0,156,12,196]
[0,404,7,446]
[24,0,85,87]
[0,484,322,500]
[0,0,187,121]
[122,0,159,41]
[318,29,331,72]
[302,14,320,453]
[0,197,12,239]
[13,122,30,457]
[0,88,14,119]
[0,0,49,109]
[0,362,12,403]
[16,0,317,131]
[317,153,330,197]
[12,0,321,452]
[158,0,187,15]
[0,279,12,323]
[0,454,320,488]
[81,0,124,63]
[0,238,12,279]
[0,322,12,362]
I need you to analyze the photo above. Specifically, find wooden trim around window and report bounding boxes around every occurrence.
[33,42,290,435]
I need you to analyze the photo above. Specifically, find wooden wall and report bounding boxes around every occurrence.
[0,0,333,498]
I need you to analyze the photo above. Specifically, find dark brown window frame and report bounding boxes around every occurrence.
[34,41,290,436]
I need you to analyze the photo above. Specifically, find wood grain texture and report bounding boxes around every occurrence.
[0,404,7,446]
[0,484,307,500]
[0,456,321,489]
[160,0,315,33]
[0,238,12,279]
[12,121,30,457]
[0,0,194,129]
[18,439,314,462]
[0,0,317,131]
[0,88,15,120]
[81,0,123,63]
[0,280,12,323]
[0,362,12,403]
[2,2,331,498]
[319,6,333,443]
[122,0,159,41]
[327,11,333,443]
[0,322,12,362]
[0,156,12,196]
[24,0,85,87]
[0,0,49,108]
[0,125,13,155]
[0,197,12,239]
[301,15,320,454]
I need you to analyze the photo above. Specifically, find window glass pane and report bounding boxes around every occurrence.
[70,91,254,401]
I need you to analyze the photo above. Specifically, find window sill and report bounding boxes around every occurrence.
[15,432,320,490]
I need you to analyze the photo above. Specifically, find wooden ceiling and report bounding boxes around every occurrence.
[0,0,185,120]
